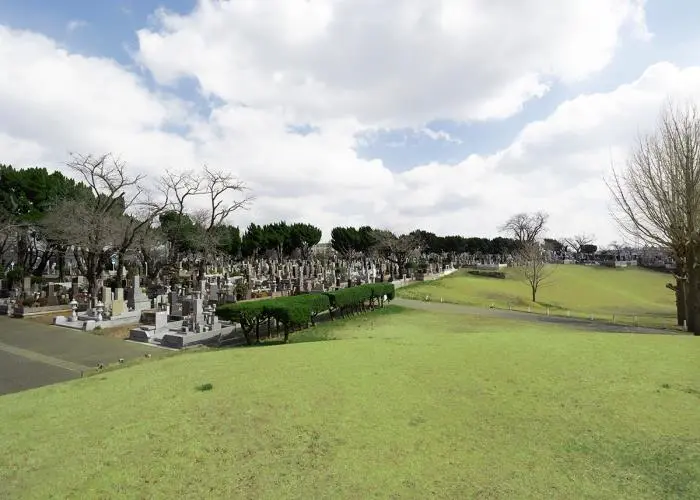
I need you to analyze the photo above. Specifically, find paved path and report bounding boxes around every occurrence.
[0,316,165,396]
[393,298,682,335]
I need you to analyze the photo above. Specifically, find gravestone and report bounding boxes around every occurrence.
[128,275,150,312]
[46,283,59,306]
[71,278,80,300]
[140,309,168,330]
[101,286,112,310]
[112,288,126,316]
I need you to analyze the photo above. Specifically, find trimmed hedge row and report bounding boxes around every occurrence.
[216,282,395,344]
[325,282,395,314]
[468,270,506,279]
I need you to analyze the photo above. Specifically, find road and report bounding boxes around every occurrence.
[0,316,165,396]
[392,298,682,335]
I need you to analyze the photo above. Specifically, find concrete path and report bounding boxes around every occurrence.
[393,298,682,335]
[0,316,165,396]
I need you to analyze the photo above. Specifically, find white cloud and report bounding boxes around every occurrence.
[66,20,87,33]
[420,128,462,144]
[136,0,649,128]
[2,2,699,247]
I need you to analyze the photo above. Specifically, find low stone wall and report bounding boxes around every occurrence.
[391,269,456,289]
[13,304,72,318]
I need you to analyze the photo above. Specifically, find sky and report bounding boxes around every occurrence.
[2,0,700,246]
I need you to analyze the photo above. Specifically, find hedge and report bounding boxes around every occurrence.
[324,283,395,317]
[468,270,506,279]
[216,283,395,344]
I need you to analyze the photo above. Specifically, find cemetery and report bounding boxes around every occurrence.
[5,1,700,495]
[0,147,697,498]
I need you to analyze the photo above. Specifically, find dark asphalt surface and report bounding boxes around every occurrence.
[0,350,76,396]
[393,298,684,335]
[0,316,164,396]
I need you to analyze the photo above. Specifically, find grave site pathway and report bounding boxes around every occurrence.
[392,298,680,335]
[0,316,166,396]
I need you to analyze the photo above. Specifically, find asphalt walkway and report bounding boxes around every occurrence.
[393,298,682,335]
[0,316,164,396]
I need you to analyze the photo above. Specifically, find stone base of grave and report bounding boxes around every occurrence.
[161,324,236,349]
[53,310,143,331]
[127,319,185,343]
[12,305,72,318]
[127,320,234,349]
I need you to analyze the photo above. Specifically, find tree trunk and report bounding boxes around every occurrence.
[32,248,52,277]
[686,245,699,334]
[676,276,686,327]
[531,287,536,302]
[116,250,126,282]
[58,247,66,282]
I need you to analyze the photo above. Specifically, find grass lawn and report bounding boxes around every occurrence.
[398,265,678,328]
[1,306,698,499]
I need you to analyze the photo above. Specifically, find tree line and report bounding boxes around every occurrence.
[1,152,611,310]
[0,154,253,295]
[0,154,538,296]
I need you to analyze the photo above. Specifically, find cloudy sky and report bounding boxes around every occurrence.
[2,0,700,246]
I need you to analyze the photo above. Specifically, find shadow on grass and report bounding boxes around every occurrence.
[564,435,700,498]
[217,305,407,350]
[81,348,193,378]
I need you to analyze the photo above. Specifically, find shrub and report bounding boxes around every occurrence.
[325,283,395,317]
[217,293,332,344]
[5,268,24,288]
[216,284,394,344]
[217,301,266,345]
[468,270,506,279]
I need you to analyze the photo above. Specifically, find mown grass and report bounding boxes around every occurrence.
[1,306,698,499]
[399,265,678,328]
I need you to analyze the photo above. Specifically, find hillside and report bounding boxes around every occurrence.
[399,265,677,327]
[1,307,698,499]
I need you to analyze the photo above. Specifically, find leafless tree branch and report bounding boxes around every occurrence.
[514,242,554,302]
[606,99,700,332]
[500,211,549,243]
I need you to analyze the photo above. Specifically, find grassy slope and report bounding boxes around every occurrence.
[398,265,677,327]
[1,307,698,499]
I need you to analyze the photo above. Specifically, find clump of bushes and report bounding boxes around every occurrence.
[217,282,395,344]
[468,270,506,279]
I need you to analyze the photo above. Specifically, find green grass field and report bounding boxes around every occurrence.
[1,307,698,499]
[398,265,678,328]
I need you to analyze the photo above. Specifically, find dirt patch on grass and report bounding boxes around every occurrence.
[25,313,59,326]
[92,325,133,340]
[25,314,135,339]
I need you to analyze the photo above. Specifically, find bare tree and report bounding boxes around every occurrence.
[372,230,423,278]
[43,199,118,297]
[164,166,252,278]
[201,165,252,232]
[161,170,204,217]
[514,242,554,302]
[607,101,700,333]
[43,153,168,295]
[564,234,595,255]
[0,214,18,268]
[135,224,168,282]
[500,211,549,243]
[608,241,624,251]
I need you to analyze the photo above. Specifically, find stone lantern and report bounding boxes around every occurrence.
[69,299,78,322]
[95,300,104,322]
